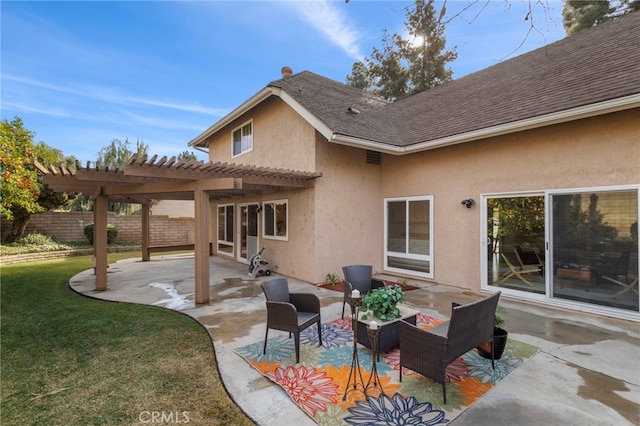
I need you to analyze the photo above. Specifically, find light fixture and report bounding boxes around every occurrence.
[461,199,475,208]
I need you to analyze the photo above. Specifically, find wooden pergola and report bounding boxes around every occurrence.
[35,155,321,304]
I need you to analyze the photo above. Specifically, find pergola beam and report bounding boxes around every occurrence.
[103,178,240,196]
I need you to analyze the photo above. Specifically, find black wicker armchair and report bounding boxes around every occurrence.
[341,265,385,318]
[261,277,322,363]
[399,291,501,403]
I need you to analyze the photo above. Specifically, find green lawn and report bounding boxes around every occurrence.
[1,253,254,425]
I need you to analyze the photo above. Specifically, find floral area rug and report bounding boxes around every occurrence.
[234,314,538,425]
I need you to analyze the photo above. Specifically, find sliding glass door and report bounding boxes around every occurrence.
[487,195,545,294]
[485,187,638,315]
[551,189,638,312]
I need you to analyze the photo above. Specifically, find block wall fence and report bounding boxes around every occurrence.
[1,211,195,245]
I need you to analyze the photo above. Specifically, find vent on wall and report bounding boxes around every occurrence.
[366,150,381,165]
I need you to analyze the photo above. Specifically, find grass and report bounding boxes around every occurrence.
[0,253,255,425]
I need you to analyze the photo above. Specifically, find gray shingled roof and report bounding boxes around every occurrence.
[267,72,391,143]
[269,11,640,148]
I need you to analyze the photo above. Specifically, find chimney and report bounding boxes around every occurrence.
[281,66,293,78]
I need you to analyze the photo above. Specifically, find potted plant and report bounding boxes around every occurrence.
[477,305,508,360]
[361,286,404,321]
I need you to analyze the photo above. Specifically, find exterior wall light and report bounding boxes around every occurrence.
[461,199,475,208]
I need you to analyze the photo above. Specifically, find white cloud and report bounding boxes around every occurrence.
[3,74,228,117]
[287,0,364,60]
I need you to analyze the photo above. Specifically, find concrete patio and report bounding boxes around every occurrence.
[69,253,639,425]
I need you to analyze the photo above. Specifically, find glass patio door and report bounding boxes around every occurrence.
[550,189,638,312]
[486,195,545,295]
[485,188,639,315]
[238,203,260,263]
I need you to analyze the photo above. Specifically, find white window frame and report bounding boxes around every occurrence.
[231,120,253,158]
[384,195,434,279]
[262,199,288,241]
[216,204,234,257]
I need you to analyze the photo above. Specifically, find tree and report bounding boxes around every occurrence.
[100,138,148,214]
[402,0,457,94]
[1,117,72,241]
[177,150,199,161]
[1,118,41,221]
[345,61,373,91]
[563,0,640,35]
[346,0,457,100]
[70,138,150,214]
[97,137,149,167]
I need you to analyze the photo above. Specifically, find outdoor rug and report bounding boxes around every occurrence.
[234,314,538,425]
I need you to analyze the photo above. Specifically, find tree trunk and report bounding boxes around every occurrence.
[3,210,31,242]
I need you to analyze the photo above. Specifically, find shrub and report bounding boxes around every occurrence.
[84,223,119,244]
[16,233,56,245]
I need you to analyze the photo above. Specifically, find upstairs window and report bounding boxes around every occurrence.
[232,121,253,157]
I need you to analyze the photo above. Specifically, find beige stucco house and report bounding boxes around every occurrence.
[188,13,639,320]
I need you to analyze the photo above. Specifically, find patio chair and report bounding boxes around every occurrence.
[341,265,385,318]
[602,251,638,299]
[514,245,544,275]
[261,278,322,363]
[399,291,500,404]
[499,253,538,287]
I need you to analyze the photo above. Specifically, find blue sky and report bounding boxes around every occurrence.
[1,1,566,162]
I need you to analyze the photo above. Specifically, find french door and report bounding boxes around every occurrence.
[237,203,260,263]
[484,186,639,317]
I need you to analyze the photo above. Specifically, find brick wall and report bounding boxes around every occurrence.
[1,211,195,245]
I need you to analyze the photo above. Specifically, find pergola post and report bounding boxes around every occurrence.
[141,203,151,261]
[93,194,108,291]
[194,189,210,304]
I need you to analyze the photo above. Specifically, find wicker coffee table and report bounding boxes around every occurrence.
[356,305,419,358]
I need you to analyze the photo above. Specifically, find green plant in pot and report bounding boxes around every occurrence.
[361,286,404,322]
[478,305,508,360]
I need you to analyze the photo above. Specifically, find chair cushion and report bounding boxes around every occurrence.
[428,321,450,337]
[297,311,319,327]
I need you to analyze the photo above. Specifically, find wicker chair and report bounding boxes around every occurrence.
[341,265,385,318]
[399,291,501,403]
[261,277,322,363]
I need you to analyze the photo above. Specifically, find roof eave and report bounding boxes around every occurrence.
[330,93,640,155]
[188,87,279,149]
[187,86,336,150]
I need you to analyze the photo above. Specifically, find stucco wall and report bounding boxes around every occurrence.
[151,200,194,218]
[209,130,385,284]
[206,97,320,281]
[381,109,640,291]
[205,98,386,284]
[207,97,316,171]
[312,134,383,283]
